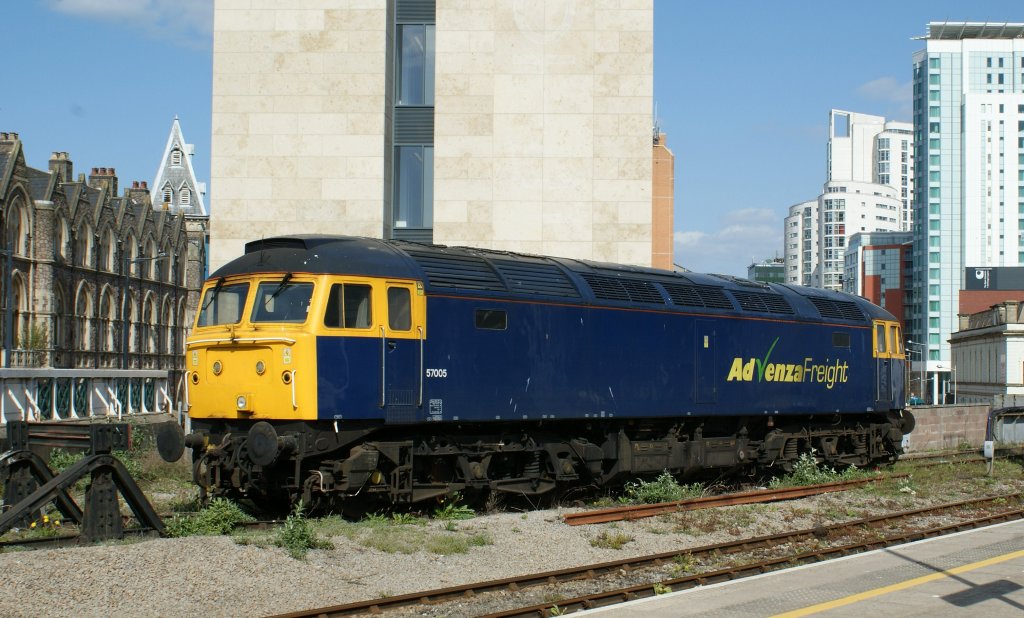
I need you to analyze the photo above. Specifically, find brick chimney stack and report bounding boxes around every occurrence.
[49,152,73,183]
[126,180,153,207]
[88,166,118,197]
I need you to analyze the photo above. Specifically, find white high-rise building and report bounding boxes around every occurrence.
[784,199,816,285]
[784,110,913,289]
[910,23,1024,385]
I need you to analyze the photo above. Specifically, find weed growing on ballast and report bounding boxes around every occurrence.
[622,471,704,504]
[590,529,634,550]
[768,451,871,488]
[165,498,254,537]
[433,494,475,521]
[276,501,333,559]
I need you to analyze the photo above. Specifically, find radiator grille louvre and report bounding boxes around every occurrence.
[662,283,735,310]
[405,250,505,292]
[730,290,794,314]
[493,260,580,298]
[580,274,664,304]
[808,296,866,322]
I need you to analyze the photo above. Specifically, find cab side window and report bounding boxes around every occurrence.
[388,287,411,331]
[875,323,888,356]
[324,283,372,328]
[889,325,903,356]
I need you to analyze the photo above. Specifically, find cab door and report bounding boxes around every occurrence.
[382,281,426,424]
[873,321,893,408]
[887,323,905,406]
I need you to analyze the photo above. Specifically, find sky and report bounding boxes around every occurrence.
[2,1,1022,276]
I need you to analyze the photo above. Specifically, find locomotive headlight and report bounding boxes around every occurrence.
[236,395,249,410]
[255,360,266,375]
[212,360,223,376]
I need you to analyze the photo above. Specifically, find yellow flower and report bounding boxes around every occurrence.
[54,521,61,527]
[43,515,49,523]
[30,522,36,529]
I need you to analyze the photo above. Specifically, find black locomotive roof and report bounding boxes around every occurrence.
[213,236,423,280]
[211,235,890,324]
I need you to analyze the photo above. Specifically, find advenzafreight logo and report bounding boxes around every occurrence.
[726,337,849,389]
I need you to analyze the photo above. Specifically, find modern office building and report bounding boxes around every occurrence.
[817,110,913,290]
[209,1,659,272]
[843,231,913,325]
[747,257,785,283]
[909,22,1024,394]
[784,111,913,290]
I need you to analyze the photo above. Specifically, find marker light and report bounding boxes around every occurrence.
[212,360,223,375]
[255,360,266,375]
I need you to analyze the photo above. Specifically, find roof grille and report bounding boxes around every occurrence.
[730,291,794,314]
[662,283,735,310]
[808,296,866,322]
[580,274,664,304]
[492,260,580,298]
[405,250,506,292]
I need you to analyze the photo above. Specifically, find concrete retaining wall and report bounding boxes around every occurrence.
[903,404,989,452]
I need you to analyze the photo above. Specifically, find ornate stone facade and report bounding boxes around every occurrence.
[0,131,208,371]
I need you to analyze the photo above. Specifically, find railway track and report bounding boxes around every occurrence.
[563,475,905,526]
[266,492,1023,618]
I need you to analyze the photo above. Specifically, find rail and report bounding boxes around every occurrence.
[266,493,1023,618]
[0,368,175,426]
[562,475,902,526]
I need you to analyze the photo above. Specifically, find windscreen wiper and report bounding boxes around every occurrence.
[201,278,224,311]
[265,272,293,307]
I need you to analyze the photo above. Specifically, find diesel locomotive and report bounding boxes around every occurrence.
[158,235,913,511]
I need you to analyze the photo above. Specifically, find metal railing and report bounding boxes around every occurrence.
[0,368,174,425]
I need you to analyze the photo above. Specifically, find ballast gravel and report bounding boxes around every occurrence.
[0,479,1018,618]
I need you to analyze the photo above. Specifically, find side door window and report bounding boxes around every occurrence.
[874,323,889,358]
[888,324,903,358]
[387,286,412,332]
[324,282,374,330]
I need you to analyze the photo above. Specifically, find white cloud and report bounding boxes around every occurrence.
[47,0,212,47]
[856,76,913,120]
[674,208,782,276]
[857,76,911,103]
[49,0,148,18]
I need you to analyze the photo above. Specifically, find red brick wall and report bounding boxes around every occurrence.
[959,290,1024,315]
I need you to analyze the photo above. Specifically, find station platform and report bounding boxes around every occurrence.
[580,518,1024,617]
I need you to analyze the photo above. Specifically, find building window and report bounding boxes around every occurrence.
[171,149,182,166]
[181,188,191,206]
[162,186,172,204]
[396,24,435,106]
[393,145,433,229]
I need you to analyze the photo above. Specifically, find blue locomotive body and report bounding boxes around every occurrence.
[174,236,911,509]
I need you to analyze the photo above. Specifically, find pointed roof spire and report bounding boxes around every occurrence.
[152,117,208,216]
